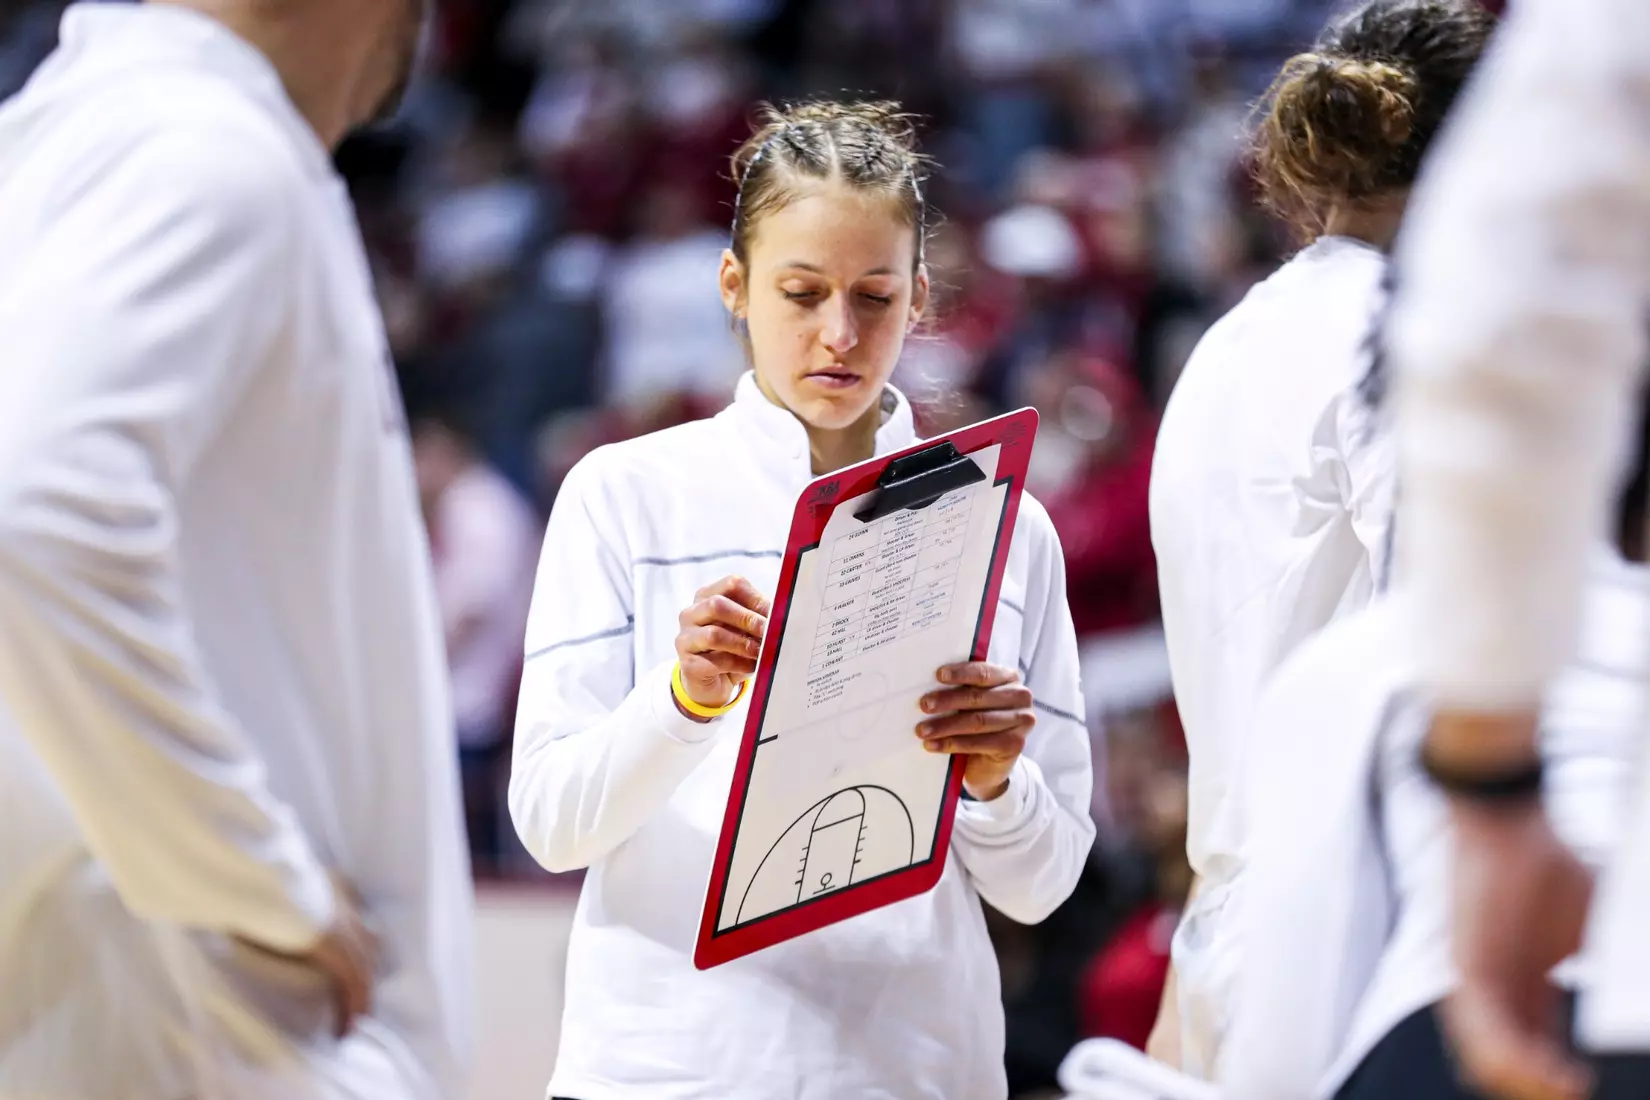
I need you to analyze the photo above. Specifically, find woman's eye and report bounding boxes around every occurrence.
[783,289,818,302]
[861,294,895,307]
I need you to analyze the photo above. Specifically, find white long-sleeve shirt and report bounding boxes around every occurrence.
[1148,235,1393,1075]
[0,6,472,1098]
[510,372,1095,1100]
[1385,0,1650,1053]
[1224,550,1646,1100]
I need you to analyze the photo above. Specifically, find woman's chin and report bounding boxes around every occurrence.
[794,394,876,433]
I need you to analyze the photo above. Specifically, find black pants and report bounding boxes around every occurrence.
[1597,1054,1650,1098]
[1336,1004,1487,1100]
[458,740,506,874]
[1337,1001,1650,1100]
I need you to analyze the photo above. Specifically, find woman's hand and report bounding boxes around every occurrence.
[674,575,771,717]
[1425,708,1594,1100]
[236,871,379,1039]
[917,661,1036,800]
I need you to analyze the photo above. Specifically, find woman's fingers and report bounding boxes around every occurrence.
[920,683,1033,715]
[918,709,1035,744]
[683,624,762,659]
[923,729,1030,760]
[712,575,773,620]
[674,577,773,714]
[935,661,1019,688]
[682,651,758,678]
[684,594,768,639]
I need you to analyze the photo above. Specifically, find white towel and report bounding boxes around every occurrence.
[1058,1038,1219,1100]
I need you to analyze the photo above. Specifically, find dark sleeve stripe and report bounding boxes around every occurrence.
[633,549,783,567]
[1033,699,1084,726]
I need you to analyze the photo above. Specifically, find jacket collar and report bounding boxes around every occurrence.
[57,2,334,181]
[723,371,919,493]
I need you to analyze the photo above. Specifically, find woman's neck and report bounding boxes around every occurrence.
[1322,191,1409,251]
[753,375,882,474]
[809,407,881,475]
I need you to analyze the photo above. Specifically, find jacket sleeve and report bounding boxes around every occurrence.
[1388,0,1650,711]
[508,458,727,873]
[0,128,334,952]
[951,498,1097,924]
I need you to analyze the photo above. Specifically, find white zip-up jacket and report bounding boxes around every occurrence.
[510,372,1095,1100]
[0,7,473,1098]
[1386,0,1650,1052]
[1149,235,1393,1076]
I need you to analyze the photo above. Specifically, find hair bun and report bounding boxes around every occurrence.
[1253,51,1419,228]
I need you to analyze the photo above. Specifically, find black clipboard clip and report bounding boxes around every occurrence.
[853,441,986,523]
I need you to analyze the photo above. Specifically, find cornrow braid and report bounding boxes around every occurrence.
[729,99,933,269]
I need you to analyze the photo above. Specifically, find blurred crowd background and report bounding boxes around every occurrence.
[1,1,1398,1094]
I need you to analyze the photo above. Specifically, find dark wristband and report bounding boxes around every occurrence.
[1418,742,1545,805]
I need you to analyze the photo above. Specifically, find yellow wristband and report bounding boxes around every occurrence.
[671,662,749,719]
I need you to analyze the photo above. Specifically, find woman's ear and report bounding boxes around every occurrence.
[909,264,931,330]
[719,249,747,318]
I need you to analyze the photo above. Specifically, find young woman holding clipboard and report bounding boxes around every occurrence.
[509,100,1095,1100]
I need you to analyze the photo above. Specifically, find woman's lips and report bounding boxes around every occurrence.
[804,369,862,390]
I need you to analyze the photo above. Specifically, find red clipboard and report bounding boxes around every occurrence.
[693,407,1039,969]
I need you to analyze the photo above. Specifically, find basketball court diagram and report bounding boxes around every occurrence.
[736,785,915,923]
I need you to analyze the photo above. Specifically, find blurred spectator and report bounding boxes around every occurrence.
[1155,47,1249,293]
[974,200,1093,405]
[1079,759,1190,1050]
[637,31,752,226]
[599,181,746,407]
[413,414,541,874]
[519,32,647,237]
[418,123,544,299]
[949,0,1082,200]
[1028,354,1159,636]
[894,220,1017,427]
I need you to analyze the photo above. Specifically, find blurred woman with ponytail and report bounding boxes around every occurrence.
[1145,0,1496,1078]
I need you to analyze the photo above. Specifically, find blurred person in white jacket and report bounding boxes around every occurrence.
[1221,410,1650,1099]
[1063,413,1650,1100]
[1385,0,1650,1096]
[1146,0,1494,1076]
[0,3,473,1099]
[509,99,1095,1100]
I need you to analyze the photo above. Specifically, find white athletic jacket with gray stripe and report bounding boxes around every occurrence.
[510,372,1095,1100]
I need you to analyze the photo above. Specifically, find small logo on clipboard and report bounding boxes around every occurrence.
[807,478,842,521]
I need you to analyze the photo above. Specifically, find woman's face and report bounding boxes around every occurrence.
[721,181,929,432]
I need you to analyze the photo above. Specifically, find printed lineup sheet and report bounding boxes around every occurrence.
[694,407,1039,969]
